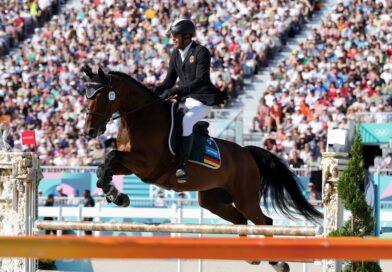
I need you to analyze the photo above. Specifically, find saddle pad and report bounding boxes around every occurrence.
[168,103,221,170]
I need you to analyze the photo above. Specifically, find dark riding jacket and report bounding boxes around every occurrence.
[155,42,226,106]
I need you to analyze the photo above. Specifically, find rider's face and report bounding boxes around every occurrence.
[171,33,182,49]
[171,34,191,50]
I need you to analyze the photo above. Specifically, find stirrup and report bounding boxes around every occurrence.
[176,168,187,183]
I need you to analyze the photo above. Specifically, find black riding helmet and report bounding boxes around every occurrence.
[166,19,196,37]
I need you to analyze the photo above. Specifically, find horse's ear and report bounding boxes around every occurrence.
[82,65,94,79]
[98,67,107,83]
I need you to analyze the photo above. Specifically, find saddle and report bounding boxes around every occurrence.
[168,103,221,169]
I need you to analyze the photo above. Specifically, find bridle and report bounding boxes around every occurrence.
[85,75,118,123]
[85,74,162,122]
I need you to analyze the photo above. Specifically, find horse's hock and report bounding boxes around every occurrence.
[0,152,42,272]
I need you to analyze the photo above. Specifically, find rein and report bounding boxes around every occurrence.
[112,96,163,120]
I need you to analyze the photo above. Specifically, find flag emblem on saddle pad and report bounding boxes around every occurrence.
[204,155,220,168]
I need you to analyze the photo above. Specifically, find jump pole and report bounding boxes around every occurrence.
[35,221,321,237]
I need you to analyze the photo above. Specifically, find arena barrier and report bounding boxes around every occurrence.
[35,221,320,236]
[1,236,392,261]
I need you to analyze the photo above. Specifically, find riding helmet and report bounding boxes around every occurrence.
[166,19,196,37]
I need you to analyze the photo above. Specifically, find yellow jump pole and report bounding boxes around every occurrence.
[1,236,392,261]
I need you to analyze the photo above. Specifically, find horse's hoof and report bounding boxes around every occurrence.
[105,185,119,203]
[271,262,290,272]
[114,194,130,207]
[246,260,260,265]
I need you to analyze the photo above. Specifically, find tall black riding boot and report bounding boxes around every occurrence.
[176,134,194,183]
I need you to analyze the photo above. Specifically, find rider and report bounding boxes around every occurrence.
[154,19,226,182]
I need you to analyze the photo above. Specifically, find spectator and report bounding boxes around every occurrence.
[89,140,105,166]
[252,98,269,132]
[43,194,56,235]
[305,182,318,201]
[282,132,296,153]
[177,192,190,206]
[263,133,278,154]
[288,149,305,168]
[269,98,283,131]
[54,185,67,198]
[154,189,168,207]
[83,189,95,236]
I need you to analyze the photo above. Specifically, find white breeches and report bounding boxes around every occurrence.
[182,97,211,136]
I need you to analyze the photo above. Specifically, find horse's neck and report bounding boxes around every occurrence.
[115,78,172,164]
[120,100,171,150]
[120,89,154,113]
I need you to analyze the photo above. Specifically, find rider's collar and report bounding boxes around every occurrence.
[179,41,193,61]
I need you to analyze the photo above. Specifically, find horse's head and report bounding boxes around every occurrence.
[82,66,120,138]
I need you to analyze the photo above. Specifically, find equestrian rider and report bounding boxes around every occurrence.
[154,19,226,182]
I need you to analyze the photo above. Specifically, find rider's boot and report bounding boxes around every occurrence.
[176,134,194,183]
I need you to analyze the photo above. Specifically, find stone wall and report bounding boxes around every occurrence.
[0,152,42,272]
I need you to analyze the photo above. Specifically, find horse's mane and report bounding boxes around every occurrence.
[109,71,157,98]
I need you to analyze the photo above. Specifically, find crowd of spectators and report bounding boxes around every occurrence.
[253,0,392,168]
[0,0,63,56]
[0,0,317,166]
[374,152,392,169]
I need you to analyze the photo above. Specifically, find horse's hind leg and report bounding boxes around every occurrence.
[199,189,275,266]
[234,199,273,226]
[234,199,289,272]
[198,189,247,225]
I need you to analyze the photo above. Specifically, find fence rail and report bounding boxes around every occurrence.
[35,221,319,236]
[41,166,315,175]
[37,204,319,222]
[38,196,323,208]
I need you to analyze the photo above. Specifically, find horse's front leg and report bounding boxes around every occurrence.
[96,150,133,207]
[96,151,130,188]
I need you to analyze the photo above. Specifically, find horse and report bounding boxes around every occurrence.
[82,66,322,272]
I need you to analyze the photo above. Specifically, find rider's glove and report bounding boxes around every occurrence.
[159,88,179,99]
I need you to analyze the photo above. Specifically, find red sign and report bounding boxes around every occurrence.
[21,131,36,145]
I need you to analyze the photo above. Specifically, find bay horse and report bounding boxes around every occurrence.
[82,66,322,271]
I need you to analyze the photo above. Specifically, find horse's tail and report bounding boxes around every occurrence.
[244,145,322,222]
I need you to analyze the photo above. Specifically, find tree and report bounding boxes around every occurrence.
[329,131,382,272]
